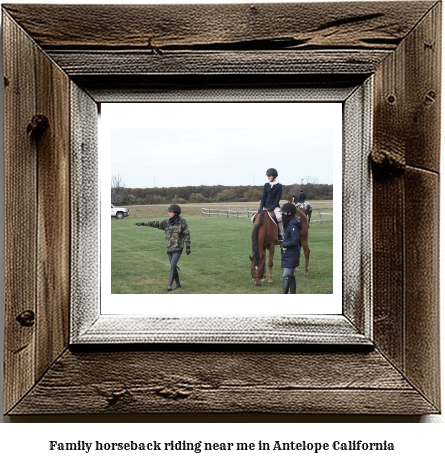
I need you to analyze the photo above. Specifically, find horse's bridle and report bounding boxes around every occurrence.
[251,261,265,280]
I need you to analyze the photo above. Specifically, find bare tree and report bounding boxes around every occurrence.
[111,173,126,204]
[111,173,125,195]
[304,176,319,185]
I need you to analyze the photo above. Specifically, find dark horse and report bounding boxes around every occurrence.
[296,209,310,276]
[250,209,310,285]
[249,211,277,286]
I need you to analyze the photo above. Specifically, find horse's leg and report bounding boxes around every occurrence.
[301,239,310,276]
[257,219,266,283]
[261,249,267,282]
[259,250,266,283]
[268,243,275,284]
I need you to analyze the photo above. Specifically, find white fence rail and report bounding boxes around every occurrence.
[201,207,257,218]
[315,211,333,223]
[201,207,333,223]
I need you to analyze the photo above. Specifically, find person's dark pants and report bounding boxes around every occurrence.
[168,251,182,268]
[167,252,182,290]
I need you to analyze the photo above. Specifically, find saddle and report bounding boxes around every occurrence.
[251,211,281,244]
[267,211,278,226]
[251,210,278,226]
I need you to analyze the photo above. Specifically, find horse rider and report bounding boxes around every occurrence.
[258,168,284,241]
[280,202,302,294]
[135,204,191,291]
[298,188,306,204]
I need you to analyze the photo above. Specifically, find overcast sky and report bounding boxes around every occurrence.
[101,102,342,188]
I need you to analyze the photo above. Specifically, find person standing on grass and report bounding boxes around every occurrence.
[135,204,191,291]
[280,202,302,294]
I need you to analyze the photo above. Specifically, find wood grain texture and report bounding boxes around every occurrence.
[371,2,441,411]
[372,20,409,369]
[404,168,440,407]
[372,172,405,368]
[47,50,391,76]
[35,38,71,381]
[371,2,441,172]
[404,2,441,172]
[3,12,38,414]
[3,1,433,79]
[3,10,71,413]
[2,2,435,49]
[8,349,437,415]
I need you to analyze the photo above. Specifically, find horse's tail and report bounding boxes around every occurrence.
[251,211,265,267]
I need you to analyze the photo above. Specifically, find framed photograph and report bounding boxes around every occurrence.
[102,101,341,302]
[95,98,351,343]
[3,2,440,415]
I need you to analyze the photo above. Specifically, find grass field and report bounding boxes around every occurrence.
[111,203,333,294]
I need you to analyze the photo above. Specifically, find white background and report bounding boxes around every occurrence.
[1,0,444,463]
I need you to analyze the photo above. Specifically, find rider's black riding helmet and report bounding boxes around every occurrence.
[266,168,278,177]
[299,188,304,192]
[281,202,297,215]
[168,204,181,214]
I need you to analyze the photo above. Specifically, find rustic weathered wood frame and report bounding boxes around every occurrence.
[3,2,441,415]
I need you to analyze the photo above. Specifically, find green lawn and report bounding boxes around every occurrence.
[111,209,333,294]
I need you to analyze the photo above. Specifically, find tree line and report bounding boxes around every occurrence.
[111,183,333,206]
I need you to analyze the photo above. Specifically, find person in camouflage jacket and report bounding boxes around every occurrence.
[136,204,191,291]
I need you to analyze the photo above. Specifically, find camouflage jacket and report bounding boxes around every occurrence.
[143,216,191,253]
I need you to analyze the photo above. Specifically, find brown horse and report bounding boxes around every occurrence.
[250,209,310,285]
[249,211,277,286]
[295,209,310,276]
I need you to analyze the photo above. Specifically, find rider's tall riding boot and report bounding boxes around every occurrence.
[289,275,296,294]
[172,266,181,290]
[282,274,291,294]
[278,221,284,242]
[167,267,175,291]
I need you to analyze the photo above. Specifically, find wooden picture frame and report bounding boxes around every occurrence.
[2,2,441,415]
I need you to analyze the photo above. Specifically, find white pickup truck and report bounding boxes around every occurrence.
[111,204,130,219]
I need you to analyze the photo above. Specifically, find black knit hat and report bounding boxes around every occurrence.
[168,204,181,214]
[281,202,297,215]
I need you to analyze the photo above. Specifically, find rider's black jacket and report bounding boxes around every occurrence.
[259,183,282,212]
